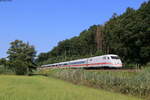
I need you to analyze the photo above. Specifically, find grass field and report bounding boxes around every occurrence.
[0,75,142,100]
[38,68,150,99]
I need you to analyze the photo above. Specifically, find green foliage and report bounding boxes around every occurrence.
[0,58,14,75]
[95,50,104,56]
[39,68,150,99]
[0,58,7,65]
[0,65,6,74]
[0,65,14,75]
[9,60,28,75]
[7,40,36,75]
[104,1,150,65]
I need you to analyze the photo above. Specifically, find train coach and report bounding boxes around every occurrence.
[41,54,122,69]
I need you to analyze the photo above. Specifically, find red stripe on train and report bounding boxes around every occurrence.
[47,62,122,68]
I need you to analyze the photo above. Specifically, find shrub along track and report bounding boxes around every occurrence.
[83,67,141,72]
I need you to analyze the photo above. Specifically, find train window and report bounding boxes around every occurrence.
[107,57,110,59]
[103,57,106,60]
[111,56,119,59]
[70,61,85,65]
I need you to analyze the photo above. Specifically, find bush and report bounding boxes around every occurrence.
[0,65,5,74]
[9,60,29,75]
[0,65,15,75]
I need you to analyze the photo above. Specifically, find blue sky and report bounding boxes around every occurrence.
[0,0,148,58]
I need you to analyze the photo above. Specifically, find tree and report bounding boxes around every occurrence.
[35,52,49,65]
[0,58,7,65]
[7,40,36,75]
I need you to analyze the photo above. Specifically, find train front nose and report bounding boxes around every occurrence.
[112,60,122,67]
[115,60,122,67]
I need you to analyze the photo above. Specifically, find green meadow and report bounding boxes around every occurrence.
[0,75,142,100]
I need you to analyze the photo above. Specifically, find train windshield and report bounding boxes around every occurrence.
[111,56,120,59]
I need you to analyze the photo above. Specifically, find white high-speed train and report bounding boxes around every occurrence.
[41,54,122,69]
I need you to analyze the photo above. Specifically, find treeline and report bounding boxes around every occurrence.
[36,1,150,67]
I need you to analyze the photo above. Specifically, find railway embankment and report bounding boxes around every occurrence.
[0,75,142,100]
[38,67,150,100]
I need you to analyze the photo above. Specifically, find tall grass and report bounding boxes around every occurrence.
[0,75,141,100]
[38,67,150,99]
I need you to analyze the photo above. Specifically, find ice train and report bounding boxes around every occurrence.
[41,54,122,69]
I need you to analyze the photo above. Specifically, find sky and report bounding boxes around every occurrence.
[0,0,148,58]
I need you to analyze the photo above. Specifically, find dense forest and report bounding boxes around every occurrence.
[36,1,150,67]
